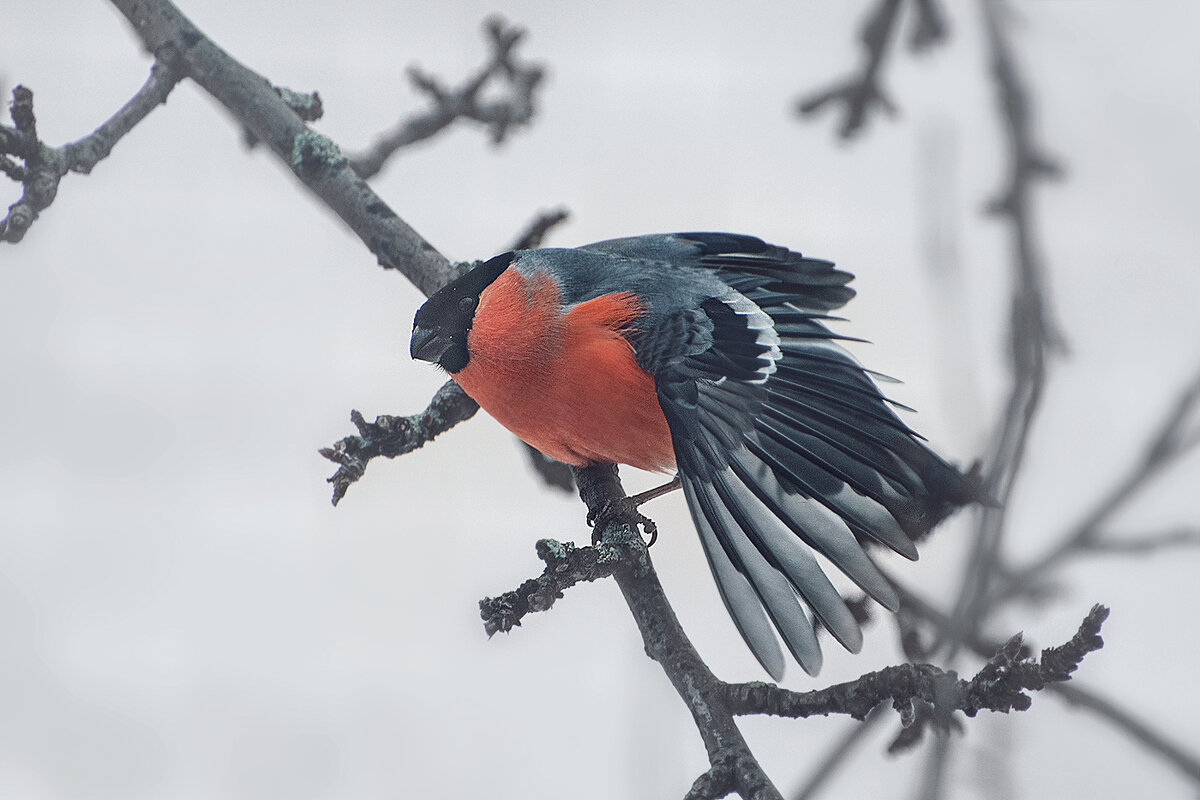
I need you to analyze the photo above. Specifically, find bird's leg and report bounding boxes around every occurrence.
[587,476,682,547]
[629,476,682,506]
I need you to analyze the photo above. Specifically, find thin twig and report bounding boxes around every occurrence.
[1,61,182,242]
[479,538,623,635]
[896,580,1200,789]
[1049,683,1200,784]
[939,0,1066,664]
[320,380,478,506]
[1082,527,1200,556]
[791,705,888,800]
[796,0,903,140]
[509,207,569,251]
[348,16,544,179]
[994,365,1200,603]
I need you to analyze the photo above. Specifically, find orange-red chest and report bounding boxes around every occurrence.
[450,268,677,473]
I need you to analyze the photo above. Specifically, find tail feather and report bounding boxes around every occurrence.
[728,449,899,612]
[682,476,789,680]
[684,473,823,677]
[712,468,863,654]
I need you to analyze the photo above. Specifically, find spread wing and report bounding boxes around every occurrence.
[635,233,974,679]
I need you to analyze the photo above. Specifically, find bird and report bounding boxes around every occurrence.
[410,232,977,680]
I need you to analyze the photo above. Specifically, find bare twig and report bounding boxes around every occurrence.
[509,207,569,251]
[994,365,1200,603]
[796,0,903,140]
[940,0,1066,664]
[348,16,544,179]
[1,61,181,242]
[1082,527,1200,556]
[320,380,478,506]
[909,0,949,53]
[897,579,1200,789]
[791,705,888,800]
[796,0,950,141]
[1049,683,1200,784]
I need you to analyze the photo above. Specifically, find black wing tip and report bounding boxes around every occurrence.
[676,232,771,254]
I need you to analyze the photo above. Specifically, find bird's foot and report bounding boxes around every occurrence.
[586,478,680,547]
[589,497,658,547]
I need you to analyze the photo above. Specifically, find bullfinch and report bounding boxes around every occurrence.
[410,232,974,680]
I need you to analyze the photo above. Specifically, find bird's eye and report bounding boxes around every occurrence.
[458,295,476,312]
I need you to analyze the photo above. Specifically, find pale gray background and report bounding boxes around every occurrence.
[2,2,1198,798]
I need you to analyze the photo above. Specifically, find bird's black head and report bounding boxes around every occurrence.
[410,252,515,373]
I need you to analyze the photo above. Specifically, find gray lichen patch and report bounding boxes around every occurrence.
[291,129,345,176]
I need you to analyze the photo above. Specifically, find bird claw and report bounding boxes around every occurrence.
[588,497,659,547]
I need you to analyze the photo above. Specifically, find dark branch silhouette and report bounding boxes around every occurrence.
[796,0,949,140]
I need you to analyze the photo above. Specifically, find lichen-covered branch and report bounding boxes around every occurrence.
[725,605,1108,723]
[320,379,479,506]
[348,16,545,179]
[503,464,787,800]
[479,538,623,636]
[1,61,181,242]
[107,0,460,296]
[482,466,1108,799]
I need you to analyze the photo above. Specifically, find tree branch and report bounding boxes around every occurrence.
[994,363,1200,603]
[938,0,1066,666]
[569,464,784,800]
[107,0,460,296]
[724,605,1107,723]
[895,579,1200,789]
[348,16,545,180]
[796,0,949,141]
[1,60,181,242]
[790,705,888,800]
[508,207,570,251]
[320,379,478,506]
[1049,683,1200,784]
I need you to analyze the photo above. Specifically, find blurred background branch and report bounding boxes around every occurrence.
[796,1,1200,797]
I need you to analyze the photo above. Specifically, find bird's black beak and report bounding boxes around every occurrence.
[410,324,450,364]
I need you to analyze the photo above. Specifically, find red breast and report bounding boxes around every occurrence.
[451,268,677,473]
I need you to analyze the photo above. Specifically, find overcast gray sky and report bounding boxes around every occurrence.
[2,2,1199,798]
